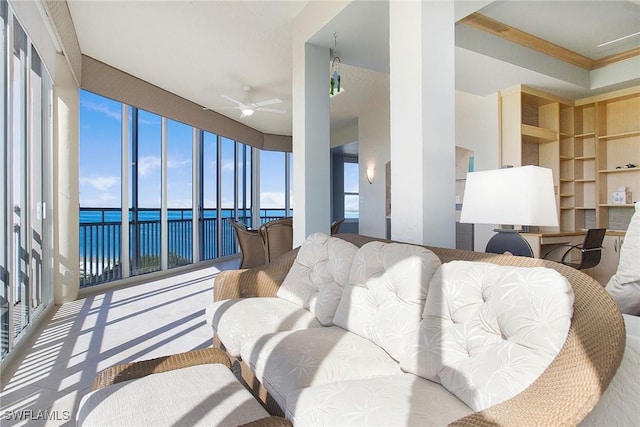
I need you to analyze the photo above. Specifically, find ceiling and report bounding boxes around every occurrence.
[67,1,640,138]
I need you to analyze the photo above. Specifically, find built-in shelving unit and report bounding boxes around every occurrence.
[499,84,639,233]
[499,85,573,231]
[580,87,640,232]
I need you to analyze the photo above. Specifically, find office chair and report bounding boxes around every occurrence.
[543,228,606,270]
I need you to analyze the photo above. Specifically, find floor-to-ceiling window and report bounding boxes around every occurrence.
[78,91,122,286]
[2,5,53,361]
[1,0,8,360]
[220,137,237,257]
[78,90,295,287]
[166,119,193,268]
[131,108,162,276]
[201,131,218,261]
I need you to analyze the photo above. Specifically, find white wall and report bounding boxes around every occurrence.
[331,119,358,148]
[455,90,500,251]
[358,105,390,238]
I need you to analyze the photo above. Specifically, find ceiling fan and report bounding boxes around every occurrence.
[206,86,286,119]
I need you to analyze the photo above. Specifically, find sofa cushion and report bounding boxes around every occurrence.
[286,374,473,426]
[333,241,441,360]
[77,364,270,426]
[580,313,640,426]
[606,202,640,315]
[400,261,574,411]
[206,298,322,357]
[277,233,358,325]
[240,326,402,410]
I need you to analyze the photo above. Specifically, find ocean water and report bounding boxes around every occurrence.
[79,208,286,262]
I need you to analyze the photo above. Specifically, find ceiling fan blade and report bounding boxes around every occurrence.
[221,95,249,108]
[253,98,282,107]
[203,106,241,111]
[256,107,287,114]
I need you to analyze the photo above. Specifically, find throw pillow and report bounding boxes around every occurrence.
[277,233,358,325]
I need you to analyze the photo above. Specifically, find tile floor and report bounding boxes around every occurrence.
[0,258,238,426]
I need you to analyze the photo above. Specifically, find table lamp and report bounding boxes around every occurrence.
[459,165,558,257]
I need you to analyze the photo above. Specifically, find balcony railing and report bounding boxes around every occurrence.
[79,208,289,288]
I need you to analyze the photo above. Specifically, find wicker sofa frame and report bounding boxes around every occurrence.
[212,233,626,426]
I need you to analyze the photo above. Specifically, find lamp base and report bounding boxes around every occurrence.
[485,229,534,257]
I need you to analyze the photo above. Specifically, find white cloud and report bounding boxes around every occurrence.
[138,155,161,177]
[168,158,191,169]
[222,160,235,172]
[80,191,119,208]
[80,175,120,191]
[167,198,193,209]
[260,191,285,209]
[80,100,121,121]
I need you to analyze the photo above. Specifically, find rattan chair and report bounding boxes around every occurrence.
[543,228,607,270]
[259,217,293,263]
[230,219,266,269]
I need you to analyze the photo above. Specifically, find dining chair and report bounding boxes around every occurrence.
[229,219,266,268]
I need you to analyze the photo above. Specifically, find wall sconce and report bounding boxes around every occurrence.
[366,167,375,184]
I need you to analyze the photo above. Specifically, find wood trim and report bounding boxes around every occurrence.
[460,13,640,71]
[459,13,595,70]
[592,47,640,69]
[575,85,640,105]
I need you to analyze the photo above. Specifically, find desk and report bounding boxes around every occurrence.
[521,232,586,260]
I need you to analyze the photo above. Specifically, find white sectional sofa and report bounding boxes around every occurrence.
[207,233,626,426]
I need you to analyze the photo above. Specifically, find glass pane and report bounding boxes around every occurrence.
[202,131,217,260]
[220,137,235,256]
[344,162,359,218]
[344,194,359,218]
[131,109,161,275]
[29,45,43,309]
[79,90,122,286]
[260,150,286,223]
[167,120,192,268]
[238,143,252,226]
[11,18,29,337]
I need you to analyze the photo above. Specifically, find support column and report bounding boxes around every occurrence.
[53,53,79,304]
[389,1,456,248]
[292,42,331,244]
[292,1,349,246]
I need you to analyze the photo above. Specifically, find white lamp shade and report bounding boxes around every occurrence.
[460,165,558,227]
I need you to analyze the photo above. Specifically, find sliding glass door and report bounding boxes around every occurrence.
[1,7,53,361]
